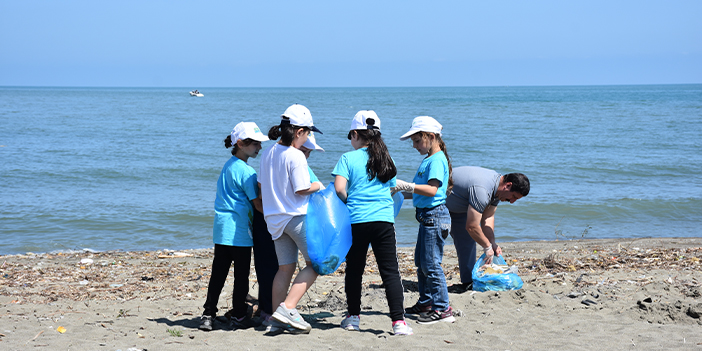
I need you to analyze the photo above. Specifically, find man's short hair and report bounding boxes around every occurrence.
[504,173,530,196]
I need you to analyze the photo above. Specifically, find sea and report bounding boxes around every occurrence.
[1,85,701,255]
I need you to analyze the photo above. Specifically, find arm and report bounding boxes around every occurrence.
[465,205,492,249]
[413,179,440,197]
[253,182,264,213]
[252,197,263,214]
[334,175,348,203]
[465,205,498,264]
[295,181,321,196]
[396,179,440,197]
[481,205,501,256]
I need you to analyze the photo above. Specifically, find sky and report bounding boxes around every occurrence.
[1,1,700,87]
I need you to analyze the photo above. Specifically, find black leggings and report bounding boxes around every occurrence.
[202,244,251,318]
[252,209,279,315]
[344,221,405,321]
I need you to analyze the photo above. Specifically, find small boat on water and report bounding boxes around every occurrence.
[189,90,204,97]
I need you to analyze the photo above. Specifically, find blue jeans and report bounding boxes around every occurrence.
[449,211,477,284]
[414,204,451,311]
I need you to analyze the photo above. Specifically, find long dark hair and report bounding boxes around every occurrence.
[267,119,310,146]
[418,131,453,195]
[224,135,254,155]
[350,129,397,183]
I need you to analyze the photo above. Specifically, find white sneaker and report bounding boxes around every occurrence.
[392,320,413,335]
[272,303,311,331]
[340,314,360,331]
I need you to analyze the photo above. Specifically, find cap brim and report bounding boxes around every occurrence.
[250,134,270,142]
[310,126,323,134]
[399,128,420,141]
[302,139,324,152]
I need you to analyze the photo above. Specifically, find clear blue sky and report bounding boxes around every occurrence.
[1,1,700,87]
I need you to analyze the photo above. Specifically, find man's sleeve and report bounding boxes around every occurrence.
[467,186,491,213]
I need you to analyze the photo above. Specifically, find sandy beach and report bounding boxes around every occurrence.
[1,237,700,350]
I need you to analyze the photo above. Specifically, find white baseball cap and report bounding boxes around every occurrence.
[231,122,269,142]
[302,131,324,151]
[350,110,381,131]
[281,104,322,134]
[399,116,443,141]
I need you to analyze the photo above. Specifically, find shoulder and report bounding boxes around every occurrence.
[435,151,448,164]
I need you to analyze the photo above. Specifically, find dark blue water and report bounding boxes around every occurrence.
[1,85,701,254]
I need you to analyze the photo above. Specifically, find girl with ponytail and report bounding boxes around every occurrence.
[259,104,323,333]
[394,116,455,324]
[332,111,413,336]
[200,122,269,331]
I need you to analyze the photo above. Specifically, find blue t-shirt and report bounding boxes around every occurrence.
[412,151,449,209]
[308,166,319,183]
[213,156,259,246]
[332,147,396,224]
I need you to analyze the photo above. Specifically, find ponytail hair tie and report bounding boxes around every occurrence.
[366,118,379,130]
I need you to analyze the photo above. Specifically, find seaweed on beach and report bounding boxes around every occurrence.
[527,246,702,274]
[1,244,700,304]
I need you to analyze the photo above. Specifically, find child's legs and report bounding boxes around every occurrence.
[281,215,317,309]
[414,216,432,307]
[285,265,317,309]
[272,234,298,309]
[449,211,476,284]
[416,206,451,311]
[345,223,371,316]
[203,244,235,316]
[252,210,279,315]
[230,245,252,318]
[368,222,406,322]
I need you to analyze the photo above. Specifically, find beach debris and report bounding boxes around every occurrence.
[79,258,93,265]
[567,291,583,298]
[581,299,597,306]
[166,328,183,337]
[158,252,193,258]
[56,326,66,333]
[480,264,508,275]
[0,245,699,306]
[28,330,44,343]
[117,309,130,318]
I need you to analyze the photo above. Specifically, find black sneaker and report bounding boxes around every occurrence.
[231,315,262,329]
[417,307,456,324]
[199,315,214,331]
[448,282,473,293]
[404,302,432,314]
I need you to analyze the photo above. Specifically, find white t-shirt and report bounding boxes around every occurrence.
[259,143,312,239]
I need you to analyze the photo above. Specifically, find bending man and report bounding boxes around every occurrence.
[445,166,530,289]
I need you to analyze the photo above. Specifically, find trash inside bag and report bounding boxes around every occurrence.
[392,191,403,218]
[306,182,353,275]
[472,253,524,292]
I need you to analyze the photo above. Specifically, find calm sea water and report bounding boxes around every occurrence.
[1,85,701,255]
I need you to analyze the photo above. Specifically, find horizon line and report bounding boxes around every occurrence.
[1,82,700,89]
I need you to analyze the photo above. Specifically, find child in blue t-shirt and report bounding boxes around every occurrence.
[332,111,413,336]
[394,116,455,324]
[200,122,269,331]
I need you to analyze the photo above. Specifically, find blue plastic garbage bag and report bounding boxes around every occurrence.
[306,183,353,275]
[472,253,524,292]
[392,191,403,218]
